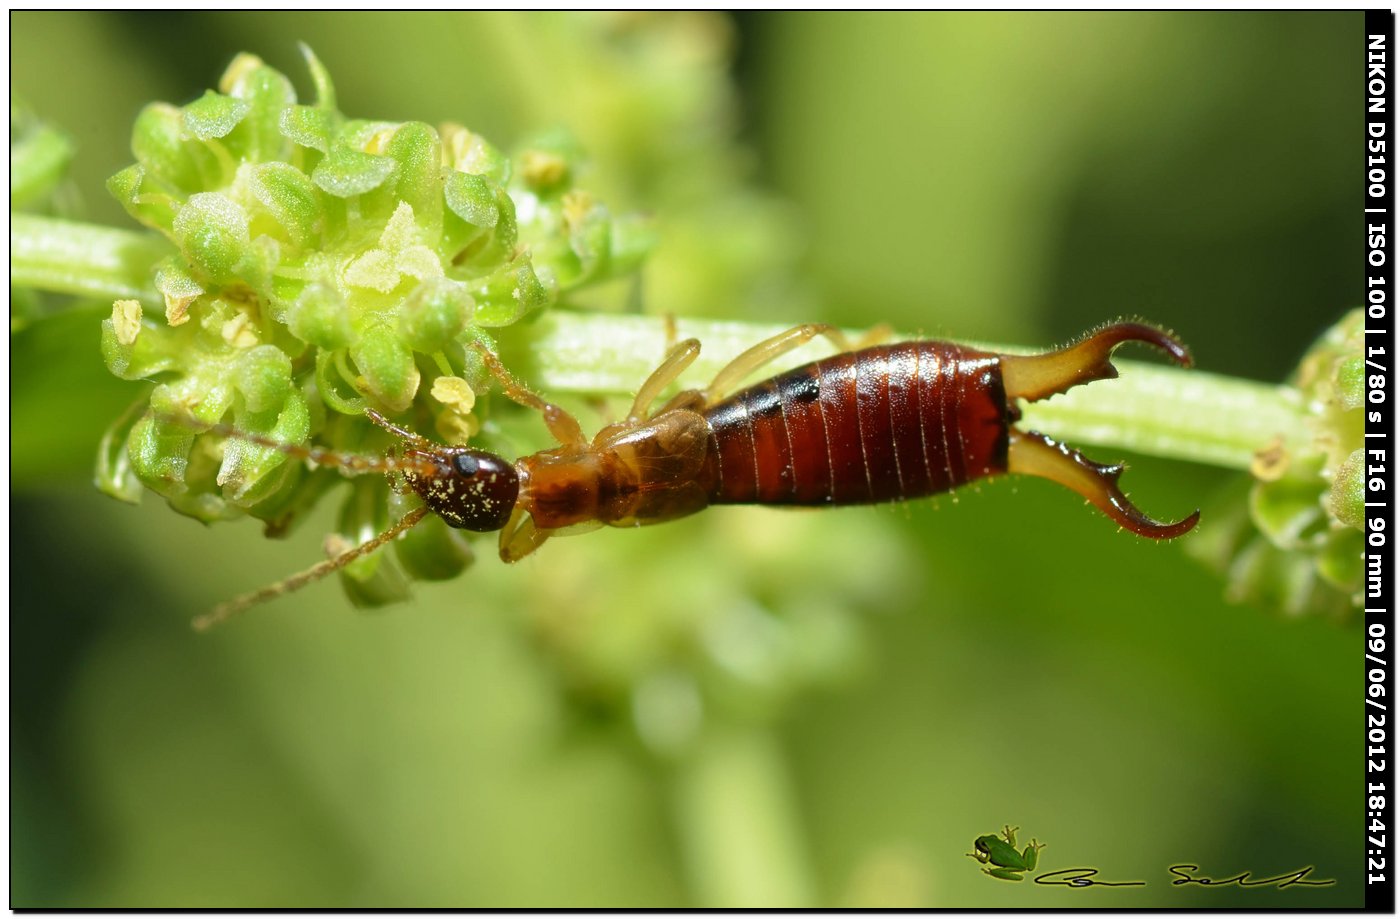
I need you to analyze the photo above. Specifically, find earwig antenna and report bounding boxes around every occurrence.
[155,413,441,478]
[192,505,431,632]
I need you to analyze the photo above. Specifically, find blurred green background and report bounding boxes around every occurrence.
[12,11,1359,907]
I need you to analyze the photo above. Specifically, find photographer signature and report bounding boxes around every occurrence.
[1032,865,1335,889]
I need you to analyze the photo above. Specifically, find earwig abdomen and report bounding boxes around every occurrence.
[700,342,1008,506]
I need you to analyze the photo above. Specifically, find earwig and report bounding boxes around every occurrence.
[196,321,1200,629]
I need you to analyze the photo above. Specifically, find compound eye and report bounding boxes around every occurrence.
[453,452,480,477]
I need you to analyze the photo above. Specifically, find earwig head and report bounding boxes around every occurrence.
[400,446,519,532]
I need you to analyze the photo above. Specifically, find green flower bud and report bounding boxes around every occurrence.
[248,161,322,246]
[219,390,309,505]
[126,410,194,497]
[1329,448,1364,531]
[107,164,179,232]
[399,278,472,353]
[287,282,352,350]
[336,477,412,607]
[386,489,474,581]
[350,323,420,411]
[174,192,250,285]
[234,344,294,413]
[219,54,296,163]
[386,122,443,241]
[395,516,475,581]
[442,123,510,184]
[130,103,212,195]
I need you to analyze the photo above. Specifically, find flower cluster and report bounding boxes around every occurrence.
[96,47,649,602]
[1190,309,1365,616]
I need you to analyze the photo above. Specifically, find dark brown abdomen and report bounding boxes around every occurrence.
[699,342,1010,505]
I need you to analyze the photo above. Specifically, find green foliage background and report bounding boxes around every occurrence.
[12,11,1360,907]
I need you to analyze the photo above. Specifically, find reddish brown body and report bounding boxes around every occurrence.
[700,343,1007,506]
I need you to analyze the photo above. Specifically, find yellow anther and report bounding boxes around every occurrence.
[431,375,477,413]
[520,149,567,188]
[112,299,143,345]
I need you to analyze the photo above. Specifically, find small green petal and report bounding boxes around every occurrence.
[219,56,296,163]
[312,147,396,197]
[126,410,194,495]
[315,349,369,415]
[1316,527,1364,595]
[248,161,322,245]
[387,122,444,240]
[130,103,210,193]
[473,261,551,327]
[343,248,399,293]
[173,192,251,285]
[1336,355,1364,412]
[444,171,499,229]
[106,164,177,232]
[443,125,510,184]
[350,324,421,411]
[220,390,310,504]
[1328,448,1365,530]
[1251,463,1326,547]
[182,90,250,141]
[393,505,474,581]
[568,205,613,285]
[101,310,177,380]
[336,478,413,607]
[280,105,333,153]
[234,344,295,413]
[95,401,148,504]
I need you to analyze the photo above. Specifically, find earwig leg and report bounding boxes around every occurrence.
[627,338,702,423]
[1007,429,1200,539]
[1000,321,1193,403]
[471,343,587,447]
[192,505,431,631]
[703,323,853,404]
[498,507,551,562]
[662,313,679,354]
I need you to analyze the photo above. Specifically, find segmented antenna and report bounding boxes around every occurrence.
[192,505,430,631]
[187,416,441,478]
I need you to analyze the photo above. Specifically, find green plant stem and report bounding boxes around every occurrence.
[11,124,74,208]
[10,214,169,302]
[513,311,1307,472]
[10,214,1307,473]
[671,725,814,907]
